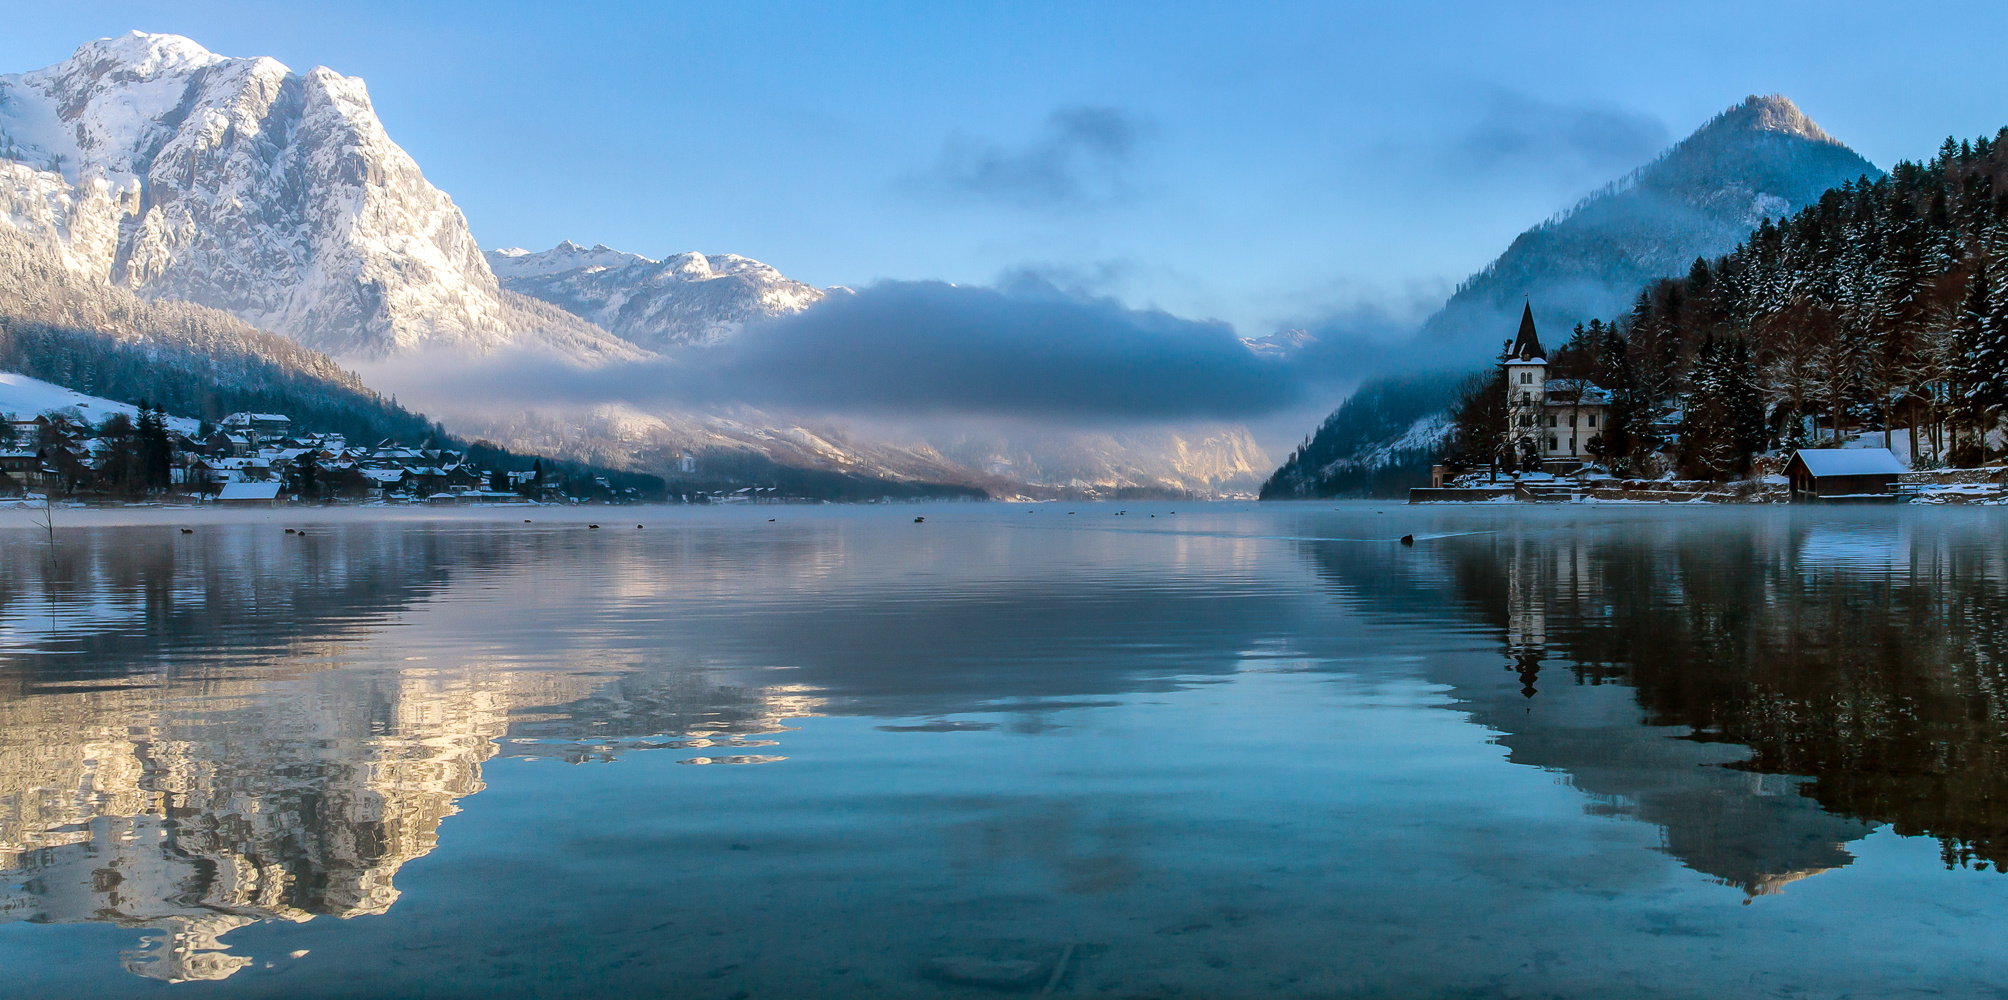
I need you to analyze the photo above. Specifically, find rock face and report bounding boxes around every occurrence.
[487,241,830,350]
[0,32,638,362]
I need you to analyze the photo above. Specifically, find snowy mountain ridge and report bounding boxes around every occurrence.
[1542,94,1843,232]
[1432,94,1881,344]
[486,241,833,349]
[0,31,642,363]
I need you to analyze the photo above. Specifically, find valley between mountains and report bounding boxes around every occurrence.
[0,31,1923,501]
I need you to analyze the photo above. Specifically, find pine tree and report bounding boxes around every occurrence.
[1951,263,2007,464]
[1590,324,1645,476]
[98,411,136,493]
[1724,339,1766,472]
[1678,338,1738,479]
[136,404,172,492]
[1445,368,1508,478]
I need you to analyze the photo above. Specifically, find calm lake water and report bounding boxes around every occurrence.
[1,502,2005,998]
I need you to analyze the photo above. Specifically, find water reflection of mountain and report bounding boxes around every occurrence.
[0,528,523,980]
[0,667,511,981]
[1297,512,2008,890]
[0,523,871,981]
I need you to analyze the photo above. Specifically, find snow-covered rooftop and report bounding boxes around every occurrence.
[217,482,281,501]
[1792,449,1906,477]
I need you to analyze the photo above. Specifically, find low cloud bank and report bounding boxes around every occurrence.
[370,279,1309,425]
[701,280,1296,419]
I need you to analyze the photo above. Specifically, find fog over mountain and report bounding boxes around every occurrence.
[361,275,1293,497]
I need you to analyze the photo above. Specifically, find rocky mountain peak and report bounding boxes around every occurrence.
[0,32,640,362]
[486,242,829,350]
[1710,94,1839,145]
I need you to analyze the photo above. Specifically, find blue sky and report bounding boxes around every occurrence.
[3,1,2004,337]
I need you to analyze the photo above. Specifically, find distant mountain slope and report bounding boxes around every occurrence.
[460,403,1270,501]
[1259,373,1465,499]
[0,32,641,363]
[488,242,831,350]
[1428,95,1882,345]
[1264,95,1883,499]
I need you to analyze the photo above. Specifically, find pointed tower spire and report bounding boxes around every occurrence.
[1508,301,1544,361]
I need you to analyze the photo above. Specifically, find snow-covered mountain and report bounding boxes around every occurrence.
[487,242,831,350]
[0,32,639,362]
[1425,94,1881,345]
[1264,95,1882,498]
[0,32,1267,499]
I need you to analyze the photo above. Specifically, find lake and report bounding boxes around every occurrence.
[1,502,2004,998]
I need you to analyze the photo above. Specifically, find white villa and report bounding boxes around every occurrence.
[1502,303,1610,473]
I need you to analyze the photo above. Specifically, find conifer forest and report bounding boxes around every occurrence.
[1446,129,2008,479]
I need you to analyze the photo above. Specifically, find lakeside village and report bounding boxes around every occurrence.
[0,406,648,506]
[1413,305,2008,505]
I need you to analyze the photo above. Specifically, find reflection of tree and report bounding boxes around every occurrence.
[1297,516,2008,886]
[0,526,457,693]
[1518,523,2008,872]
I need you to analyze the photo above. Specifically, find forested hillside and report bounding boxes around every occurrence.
[1258,372,1465,498]
[0,232,440,443]
[1443,128,2008,476]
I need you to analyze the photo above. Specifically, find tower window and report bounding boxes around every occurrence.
[1519,372,1532,384]
[1588,415,1596,427]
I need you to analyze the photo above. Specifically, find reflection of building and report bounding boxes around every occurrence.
[1500,535,1600,698]
[1504,541,1547,698]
